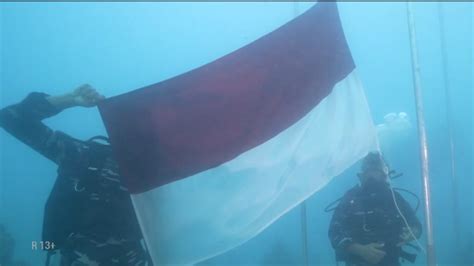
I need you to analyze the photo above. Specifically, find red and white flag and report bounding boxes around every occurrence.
[99,3,377,265]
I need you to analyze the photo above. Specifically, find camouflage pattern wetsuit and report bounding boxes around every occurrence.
[328,183,422,266]
[0,92,151,266]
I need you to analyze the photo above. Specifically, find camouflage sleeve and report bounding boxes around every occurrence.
[328,194,354,253]
[0,92,88,165]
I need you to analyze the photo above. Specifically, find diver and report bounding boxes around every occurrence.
[0,85,151,265]
[328,152,422,266]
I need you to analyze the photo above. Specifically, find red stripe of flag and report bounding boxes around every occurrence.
[99,3,354,193]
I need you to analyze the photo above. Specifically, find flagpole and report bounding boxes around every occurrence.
[406,3,437,266]
[292,2,309,266]
[437,2,460,248]
[300,203,309,266]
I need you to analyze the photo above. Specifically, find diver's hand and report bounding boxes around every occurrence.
[70,84,105,107]
[348,243,386,265]
[47,84,105,109]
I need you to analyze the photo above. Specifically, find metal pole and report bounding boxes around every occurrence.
[406,3,437,266]
[292,3,309,266]
[437,2,460,248]
[300,203,309,266]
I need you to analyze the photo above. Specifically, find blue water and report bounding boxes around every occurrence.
[1,2,472,265]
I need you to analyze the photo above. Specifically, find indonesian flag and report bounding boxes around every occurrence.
[99,2,377,265]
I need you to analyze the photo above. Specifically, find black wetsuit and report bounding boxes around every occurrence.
[328,182,422,266]
[0,93,150,265]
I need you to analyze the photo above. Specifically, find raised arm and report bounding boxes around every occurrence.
[0,84,105,165]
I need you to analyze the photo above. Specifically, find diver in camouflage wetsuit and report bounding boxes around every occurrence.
[0,85,151,266]
[328,152,422,266]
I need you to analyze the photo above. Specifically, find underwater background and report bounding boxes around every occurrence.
[1,2,472,265]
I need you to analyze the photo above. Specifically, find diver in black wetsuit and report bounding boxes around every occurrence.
[328,152,422,266]
[0,85,151,265]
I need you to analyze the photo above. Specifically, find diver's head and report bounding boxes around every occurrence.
[358,151,389,187]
